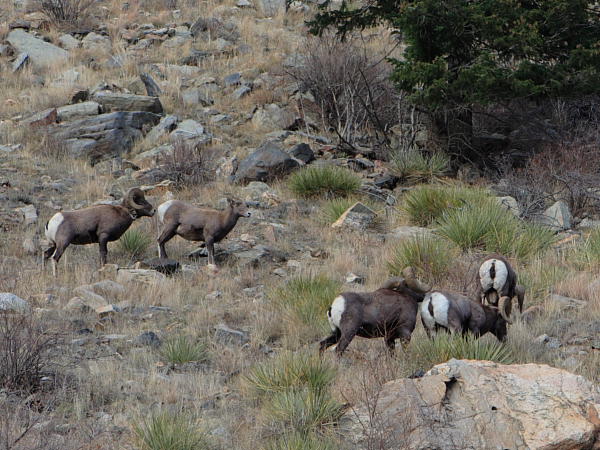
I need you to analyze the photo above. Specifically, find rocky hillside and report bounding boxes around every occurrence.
[0,0,599,448]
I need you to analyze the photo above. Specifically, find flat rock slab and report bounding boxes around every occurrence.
[234,141,299,184]
[331,202,377,230]
[7,29,68,68]
[92,91,163,114]
[345,359,600,450]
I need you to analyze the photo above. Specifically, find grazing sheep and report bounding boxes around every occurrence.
[319,269,431,355]
[156,198,251,265]
[44,188,155,275]
[420,290,511,341]
[477,254,525,314]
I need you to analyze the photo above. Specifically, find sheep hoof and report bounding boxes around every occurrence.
[205,263,219,275]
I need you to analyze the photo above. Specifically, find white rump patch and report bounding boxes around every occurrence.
[421,292,450,329]
[157,200,176,224]
[328,296,345,331]
[45,213,64,243]
[479,259,508,292]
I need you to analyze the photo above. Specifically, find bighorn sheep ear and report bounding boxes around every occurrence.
[498,296,513,324]
[127,188,146,209]
[515,285,525,313]
[401,267,431,293]
[381,277,406,290]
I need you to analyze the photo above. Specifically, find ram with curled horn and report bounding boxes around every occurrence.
[319,268,431,355]
[43,187,155,275]
[420,289,512,342]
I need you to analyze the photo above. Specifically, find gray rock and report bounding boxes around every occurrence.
[251,104,296,130]
[181,88,214,106]
[22,108,58,127]
[0,293,30,313]
[256,0,286,15]
[139,258,181,275]
[11,52,29,72]
[140,72,162,97]
[170,119,206,141]
[237,0,252,6]
[241,181,273,200]
[92,91,163,114]
[145,115,179,142]
[71,287,108,310]
[538,200,572,231]
[496,196,521,216]
[331,202,377,230]
[135,144,174,166]
[214,323,249,346]
[234,141,300,184]
[136,331,161,348]
[548,294,586,310]
[58,34,80,50]
[50,111,161,164]
[56,101,102,122]
[232,85,251,99]
[6,29,68,68]
[15,204,37,225]
[117,269,166,284]
[223,72,241,86]
[89,280,126,298]
[81,32,111,53]
[288,143,314,163]
[346,272,365,284]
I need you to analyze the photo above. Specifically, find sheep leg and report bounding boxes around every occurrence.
[515,285,525,313]
[335,321,360,355]
[319,329,341,353]
[206,238,216,266]
[98,234,110,266]
[157,224,178,259]
[50,242,69,277]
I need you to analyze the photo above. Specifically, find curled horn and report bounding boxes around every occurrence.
[401,267,431,293]
[498,296,513,324]
[381,277,407,290]
[126,188,146,209]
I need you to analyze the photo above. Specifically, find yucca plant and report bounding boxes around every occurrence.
[118,229,152,259]
[133,411,210,450]
[387,235,459,283]
[391,149,450,184]
[573,227,600,269]
[288,166,361,198]
[244,351,337,398]
[160,335,210,365]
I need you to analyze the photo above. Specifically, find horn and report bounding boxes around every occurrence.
[401,267,431,293]
[381,277,406,290]
[126,188,146,209]
[515,285,525,313]
[498,296,513,324]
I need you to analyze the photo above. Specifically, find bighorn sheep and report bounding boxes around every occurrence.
[420,290,511,341]
[476,254,525,314]
[319,269,431,355]
[44,188,155,276]
[156,198,251,265]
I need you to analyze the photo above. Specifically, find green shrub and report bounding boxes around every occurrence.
[436,199,555,258]
[118,229,152,259]
[573,227,600,268]
[391,149,450,184]
[263,432,338,450]
[402,185,489,227]
[264,389,344,436]
[134,412,210,450]
[160,335,209,365]
[288,166,361,199]
[244,352,337,398]
[271,275,340,336]
[386,235,458,283]
[411,333,514,371]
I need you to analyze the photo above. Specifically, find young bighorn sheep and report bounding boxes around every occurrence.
[476,254,525,314]
[319,269,431,355]
[44,188,155,276]
[156,198,251,265]
[420,290,511,341]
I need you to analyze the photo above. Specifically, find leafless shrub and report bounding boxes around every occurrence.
[288,33,414,155]
[38,0,95,29]
[500,142,600,220]
[159,140,216,187]
[0,314,57,396]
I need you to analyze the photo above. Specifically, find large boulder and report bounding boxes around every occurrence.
[6,29,68,68]
[251,104,296,130]
[344,359,600,450]
[234,141,299,184]
[0,293,30,313]
[538,200,572,231]
[49,111,161,164]
[92,91,163,114]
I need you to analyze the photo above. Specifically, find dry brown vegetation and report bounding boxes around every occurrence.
[0,0,599,448]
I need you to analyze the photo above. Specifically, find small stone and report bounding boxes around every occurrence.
[117,269,166,284]
[136,331,161,348]
[534,334,550,344]
[331,202,377,230]
[96,304,119,318]
[58,34,80,50]
[273,268,287,277]
[346,272,365,284]
[496,196,520,216]
[538,200,572,231]
[12,52,29,72]
[232,85,251,99]
[72,287,108,310]
[288,143,315,164]
[206,290,221,300]
[98,264,119,279]
[214,323,250,346]
[223,72,241,86]
[16,204,37,225]
[139,258,181,275]
[0,293,30,313]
